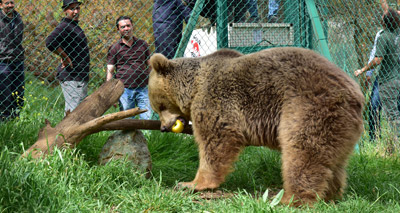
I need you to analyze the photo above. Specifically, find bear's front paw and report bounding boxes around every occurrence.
[175,181,219,192]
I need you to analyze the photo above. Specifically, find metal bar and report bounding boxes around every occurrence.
[217,0,228,49]
[305,0,332,61]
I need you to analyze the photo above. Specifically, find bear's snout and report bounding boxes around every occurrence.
[160,126,169,132]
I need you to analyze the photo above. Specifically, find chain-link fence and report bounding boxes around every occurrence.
[1,0,400,143]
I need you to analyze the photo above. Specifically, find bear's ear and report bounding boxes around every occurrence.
[150,53,176,75]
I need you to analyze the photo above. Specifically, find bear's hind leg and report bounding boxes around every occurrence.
[280,148,334,207]
[178,132,244,191]
[324,161,348,201]
[277,98,362,206]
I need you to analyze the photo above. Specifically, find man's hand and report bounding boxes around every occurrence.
[54,47,72,69]
[354,69,363,77]
[106,64,116,81]
[60,57,73,68]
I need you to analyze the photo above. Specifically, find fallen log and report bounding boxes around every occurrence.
[23,79,192,159]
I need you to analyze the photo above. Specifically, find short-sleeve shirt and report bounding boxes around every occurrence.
[375,29,400,84]
[107,37,150,88]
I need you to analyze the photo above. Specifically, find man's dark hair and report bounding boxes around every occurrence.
[116,16,132,29]
[382,8,400,32]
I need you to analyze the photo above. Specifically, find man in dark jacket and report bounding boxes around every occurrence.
[153,0,192,59]
[0,0,25,120]
[45,0,90,114]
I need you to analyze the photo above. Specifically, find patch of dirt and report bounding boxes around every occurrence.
[192,190,234,204]
[191,188,282,204]
[197,190,234,200]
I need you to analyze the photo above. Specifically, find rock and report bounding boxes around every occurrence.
[99,130,152,178]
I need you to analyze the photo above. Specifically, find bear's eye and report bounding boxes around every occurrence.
[158,104,166,112]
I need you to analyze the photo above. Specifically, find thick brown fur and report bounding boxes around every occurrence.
[148,47,364,207]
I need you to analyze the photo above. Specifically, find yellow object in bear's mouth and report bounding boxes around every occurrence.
[172,119,184,133]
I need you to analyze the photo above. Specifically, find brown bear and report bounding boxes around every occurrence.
[148,47,364,206]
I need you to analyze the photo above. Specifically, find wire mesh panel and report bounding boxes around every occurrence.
[228,23,294,47]
[314,0,400,146]
[1,0,400,147]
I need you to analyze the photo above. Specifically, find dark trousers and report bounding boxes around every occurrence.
[231,0,249,22]
[0,61,24,120]
[153,0,192,59]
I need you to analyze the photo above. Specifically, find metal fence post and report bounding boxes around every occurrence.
[217,0,228,49]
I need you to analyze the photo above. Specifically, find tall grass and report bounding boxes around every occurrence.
[1,80,400,212]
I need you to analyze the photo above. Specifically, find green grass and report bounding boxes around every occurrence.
[1,138,399,212]
[1,80,400,212]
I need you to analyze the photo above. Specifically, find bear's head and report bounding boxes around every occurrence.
[148,49,243,132]
[148,53,190,132]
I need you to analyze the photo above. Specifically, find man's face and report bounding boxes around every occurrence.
[117,19,133,39]
[64,3,80,21]
[1,0,15,16]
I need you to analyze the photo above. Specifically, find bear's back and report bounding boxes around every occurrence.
[195,47,364,148]
[205,47,363,106]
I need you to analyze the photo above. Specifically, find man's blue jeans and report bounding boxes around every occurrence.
[0,61,24,120]
[368,79,381,141]
[119,87,153,120]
